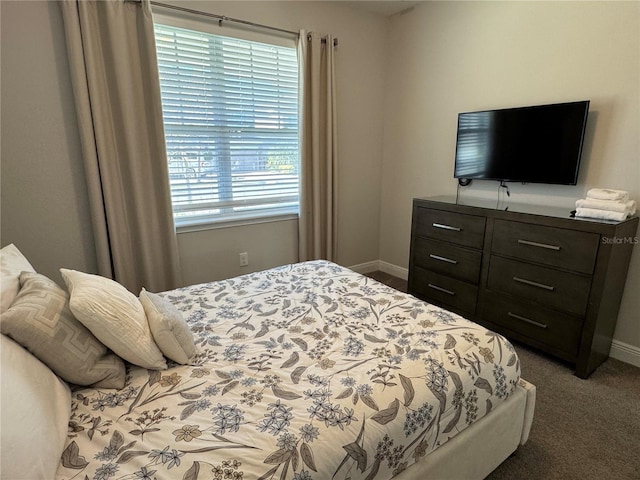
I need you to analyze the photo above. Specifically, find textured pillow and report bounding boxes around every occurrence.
[1,272,126,388]
[0,243,36,313]
[1,334,71,480]
[140,288,197,364]
[60,269,167,370]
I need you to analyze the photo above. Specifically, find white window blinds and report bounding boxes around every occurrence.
[154,23,299,227]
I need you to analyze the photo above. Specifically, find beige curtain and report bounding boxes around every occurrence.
[60,0,181,293]
[297,31,338,262]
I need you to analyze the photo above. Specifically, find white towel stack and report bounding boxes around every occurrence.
[575,189,636,221]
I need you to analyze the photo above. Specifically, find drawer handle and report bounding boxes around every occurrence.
[428,283,456,296]
[517,239,561,251]
[513,276,555,291]
[429,254,458,265]
[508,311,548,329]
[432,223,462,232]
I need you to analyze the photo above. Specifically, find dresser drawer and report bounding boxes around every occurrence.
[414,207,485,249]
[491,219,599,274]
[410,266,477,315]
[487,256,591,316]
[412,237,482,284]
[482,291,583,360]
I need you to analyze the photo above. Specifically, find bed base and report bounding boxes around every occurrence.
[396,378,536,480]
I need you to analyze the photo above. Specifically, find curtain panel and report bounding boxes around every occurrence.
[297,30,338,262]
[60,0,181,293]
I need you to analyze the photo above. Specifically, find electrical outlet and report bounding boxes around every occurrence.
[239,252,249,267]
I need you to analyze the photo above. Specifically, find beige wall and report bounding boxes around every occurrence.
[1,1,98,285]
[178,220,299,285]
[380,1,640,348]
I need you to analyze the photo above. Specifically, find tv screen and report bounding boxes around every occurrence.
[453,100,590,185]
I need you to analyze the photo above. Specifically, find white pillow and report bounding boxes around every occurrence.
[0,244,36,312]
[0,334,71,480]
[140,288,197,364]
[60,269,167,370]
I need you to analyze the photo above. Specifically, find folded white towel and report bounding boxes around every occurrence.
[576,198,636,214]
[575,207,628,222]
[586,188,629,202]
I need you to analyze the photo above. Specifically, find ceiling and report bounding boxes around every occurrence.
[343,1,423,17]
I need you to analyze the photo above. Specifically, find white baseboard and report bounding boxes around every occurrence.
[379,260,408,280]
[348,260,380,274]
[609,340,640,369]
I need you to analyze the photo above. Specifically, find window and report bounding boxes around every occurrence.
[154,21,299,227]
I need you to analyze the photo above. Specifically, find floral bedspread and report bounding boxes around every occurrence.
[55,261,520,480]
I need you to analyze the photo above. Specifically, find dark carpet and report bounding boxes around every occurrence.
[365,270,640,480]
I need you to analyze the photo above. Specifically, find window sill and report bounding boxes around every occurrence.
[176,213,299,234]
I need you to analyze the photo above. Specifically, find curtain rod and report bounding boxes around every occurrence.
[132,0,338,46]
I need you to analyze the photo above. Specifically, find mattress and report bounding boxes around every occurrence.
[55,261,521,480]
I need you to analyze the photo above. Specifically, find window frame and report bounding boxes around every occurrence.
[153,12,300,231]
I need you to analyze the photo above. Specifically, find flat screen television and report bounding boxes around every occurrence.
[453,100,590,185]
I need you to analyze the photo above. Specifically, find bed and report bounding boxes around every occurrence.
[0,247,535,480]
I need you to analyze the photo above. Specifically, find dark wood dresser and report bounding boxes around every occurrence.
[408,196,638,378]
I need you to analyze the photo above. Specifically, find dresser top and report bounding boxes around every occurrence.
[417,195,635,226]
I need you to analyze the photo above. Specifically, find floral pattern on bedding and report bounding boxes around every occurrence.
[55,261,520,480]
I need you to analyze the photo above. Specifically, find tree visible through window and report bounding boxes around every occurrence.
[154,22,299,227]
